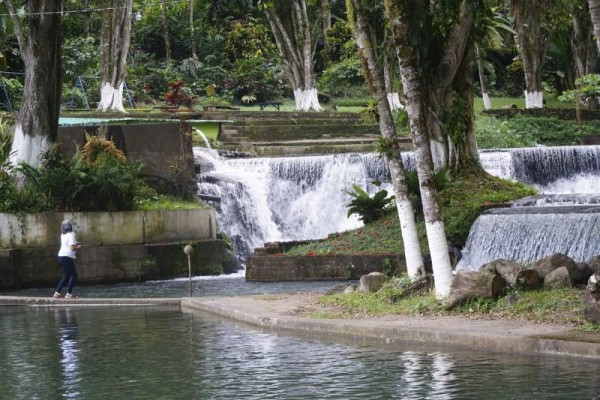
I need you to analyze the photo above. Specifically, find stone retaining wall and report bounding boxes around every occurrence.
[245,254,406,281]
[0,239,226,290]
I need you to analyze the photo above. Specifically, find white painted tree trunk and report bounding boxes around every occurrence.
[387,92,404,110]
[482,92,491,110]
[8,124,52,168]
[97,81,126,113]
[396,197,425,278]
[524,90,544,109]
[425,220,454,298]
[294,88,322,111]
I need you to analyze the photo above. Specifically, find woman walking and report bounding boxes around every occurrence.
[53,219,81,299]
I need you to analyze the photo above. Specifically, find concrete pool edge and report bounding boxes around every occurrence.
[180,294,600,360]
[3,294,600,359]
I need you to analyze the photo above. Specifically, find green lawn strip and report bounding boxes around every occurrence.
[316,285,591,328]
[135,194,207,210]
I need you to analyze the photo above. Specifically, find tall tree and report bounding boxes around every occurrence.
[190,0,198,60]
[385,0,480,171]
[263,0,323,111]
[509,0,548,108]
[386,0,471,298]
[97,0,133,113]
[6,0,63,168]
[160,0,172,67]
[347,0,425,280]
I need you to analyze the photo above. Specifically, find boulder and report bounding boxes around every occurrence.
[575,262,594,285]
[444,271,506,310]
[480,259,541,290]
[586,256,600,274]
[358,272,389,293]
[543,266,573,289]
[587,272,600,301]
[534,253,579,282]
[222,249,243,274]
[343,285,358,294]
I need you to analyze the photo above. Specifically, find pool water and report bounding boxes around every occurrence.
[1,306,598,400]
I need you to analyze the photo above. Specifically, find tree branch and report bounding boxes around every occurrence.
[5,0,28,59]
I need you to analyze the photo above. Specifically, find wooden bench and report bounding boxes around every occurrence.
[259,101,283,111]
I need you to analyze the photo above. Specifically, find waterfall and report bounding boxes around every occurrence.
[457,206,600,270]
[195,149,390,256]
[196,144,600,264]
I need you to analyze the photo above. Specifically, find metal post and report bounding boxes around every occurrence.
[183,245,194,297]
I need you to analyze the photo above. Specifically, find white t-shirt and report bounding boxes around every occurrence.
[58,232,78,259]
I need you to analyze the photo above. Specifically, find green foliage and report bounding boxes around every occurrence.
[224,55,284,103]
[321,20,356,65]
[10,145,147,212]
[318,56,365,97]
[222,20,277,66]
[346,182,394,224]
[0,117,12,166]
[359,98,378,124]
[558,74,600,106]
[62,36,98,80]
[476,115,598,148]
[1,77,23,109]
[404,169,450,218]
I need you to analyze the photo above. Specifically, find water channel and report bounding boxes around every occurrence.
[2,305,599,400]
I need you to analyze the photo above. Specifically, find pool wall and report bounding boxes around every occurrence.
[0,209,227,289]
[57,122,194,195]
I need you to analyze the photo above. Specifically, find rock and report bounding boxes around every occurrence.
[326,283,351,295]
[343,285,358,294]
[583,291,600,324]
[480,259,541,290]
[576,262,594,285]
[358,272,389,293]
[222,249,243,274]
[543,267,573,289]
[534,253,579,282]
[503,291,521,306]
[586,256,600,273]
[587,272,600,301]
[444,271,506,310]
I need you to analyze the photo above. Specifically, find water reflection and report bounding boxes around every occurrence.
[1,307,600,399]
[55,308,81,399]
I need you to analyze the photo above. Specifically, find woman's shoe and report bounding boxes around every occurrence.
[53,292,63,299]
[64,293,79,299]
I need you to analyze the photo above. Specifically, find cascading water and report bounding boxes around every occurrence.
[195,148,392,257]
[459,145,600,270]
[196,144,600,268]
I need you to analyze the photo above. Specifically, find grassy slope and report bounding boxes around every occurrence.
[286,169,535,256]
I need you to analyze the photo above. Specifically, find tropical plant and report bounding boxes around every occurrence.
[0,117,12,167]
[346,182,394,224]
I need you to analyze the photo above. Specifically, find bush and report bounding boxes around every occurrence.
[319,56,365,97]
[224,55,285,103]
[12,141,147,212]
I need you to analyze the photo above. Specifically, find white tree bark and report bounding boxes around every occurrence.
[98,81,126,113]
[97,0,132,113]
[425,220,454,297]
[387,92,404,110]
[9,124,52,168]
[294,88,322,111]
[482,92,491,110]
[525,90,544,108]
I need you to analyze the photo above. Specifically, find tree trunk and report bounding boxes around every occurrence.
[97,0,133,113]
[349,0,425,280]
[264,0,322,111]
[476,46,491,110]
[444,271,506,310]
[190,0,198,60]
[6,0,63,168]
[383,50,403,110]
[588,0,600,52]
[510,0,546,108]
[386,0,454,298]
[161,1,172,67]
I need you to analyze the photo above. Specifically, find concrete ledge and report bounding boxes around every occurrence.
[245,254,405,281]
[181,294,600,360]
[0,295,181,307]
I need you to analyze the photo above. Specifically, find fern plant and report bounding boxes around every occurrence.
[346,182,394,224]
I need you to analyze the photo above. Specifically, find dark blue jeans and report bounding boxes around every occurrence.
[56,257,77,294]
